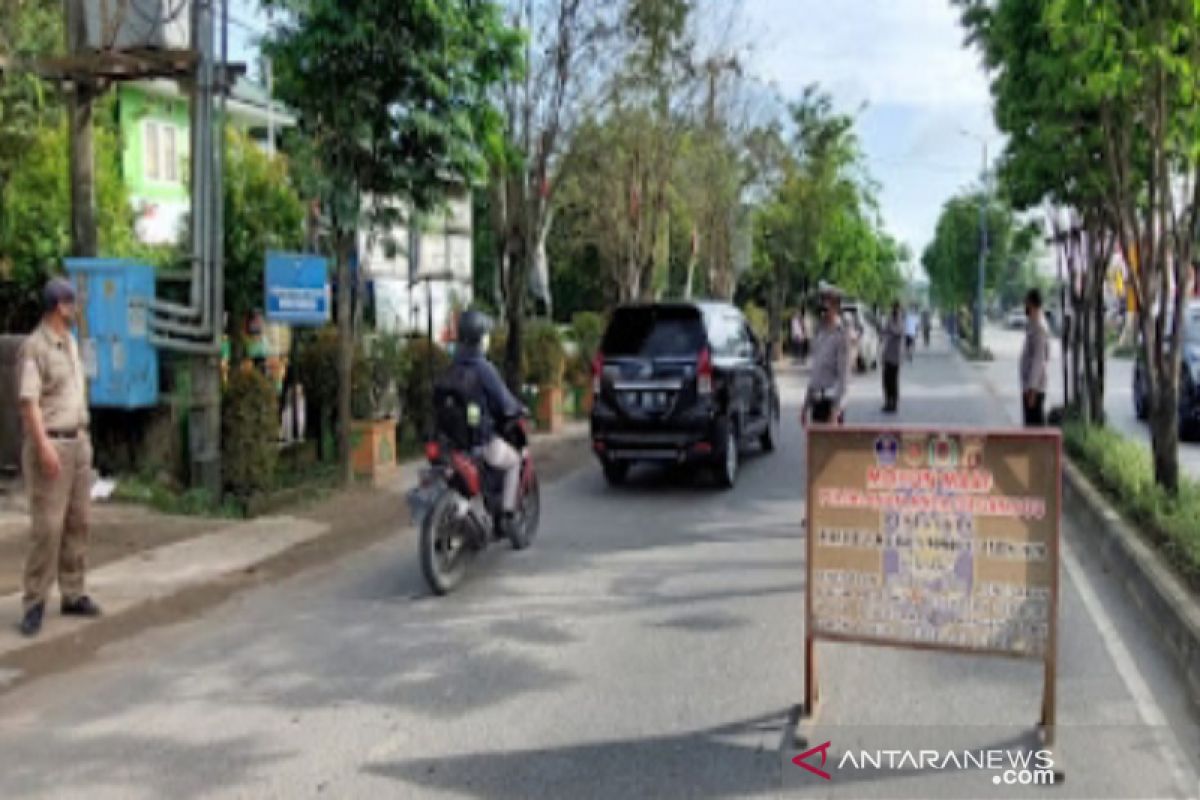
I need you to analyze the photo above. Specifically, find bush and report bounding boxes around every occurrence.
[399,337,451,441]
[524,320,566,387]
[570,311,606,361]
[352,334,407,421]
[294,326,340,459]
[1065,422,1200,589]
[222,367,279,499]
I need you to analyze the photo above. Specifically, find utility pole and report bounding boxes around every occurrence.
[978,142,989,352]
[64,0,97,257]
[960,128,991,351]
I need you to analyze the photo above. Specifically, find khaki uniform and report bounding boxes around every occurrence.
[806,320,851,422]
[17,320,92,612]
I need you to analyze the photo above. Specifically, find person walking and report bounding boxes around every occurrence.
[904,307,919,361]
[1020,288,1050,427]
[790,311,808,365]
[881,302,905,413]
[16,277,102,637]
[801,285,851,426]
[921,308,932,348]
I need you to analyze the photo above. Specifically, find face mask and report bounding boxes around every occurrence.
[480,334,491,353]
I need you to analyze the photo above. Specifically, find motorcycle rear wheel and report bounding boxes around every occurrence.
[420,493,473,595]
[509,472,541,551]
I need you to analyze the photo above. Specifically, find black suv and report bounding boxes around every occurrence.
[1133,300,1200,439]
[590,302,780,488]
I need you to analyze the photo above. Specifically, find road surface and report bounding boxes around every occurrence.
[0,333,1196,799]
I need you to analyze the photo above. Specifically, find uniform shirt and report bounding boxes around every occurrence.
[17,320,89,433]
[1020,317,1050,393]
[882,315,906,365]
[806,320,850,409]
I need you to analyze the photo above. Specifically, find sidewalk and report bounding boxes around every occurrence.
[0,422,589,689]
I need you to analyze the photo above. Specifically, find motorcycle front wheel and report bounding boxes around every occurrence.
[420,492,473,595]
[509,472,541,551]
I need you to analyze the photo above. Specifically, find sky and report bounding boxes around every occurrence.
[225,0,1000,274]
[742,0,1002,271]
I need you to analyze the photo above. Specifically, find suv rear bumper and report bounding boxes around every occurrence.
[590,414,722,464]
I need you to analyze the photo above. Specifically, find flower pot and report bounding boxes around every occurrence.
[578,384,595,417]
[350,418,398,482]
[535,385,564,432]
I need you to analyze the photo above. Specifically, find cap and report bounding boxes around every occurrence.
[817,281,845,301]
[43,277,76,311]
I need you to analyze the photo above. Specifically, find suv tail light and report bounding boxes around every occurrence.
[697,347,713,396]
[592,352,604,395]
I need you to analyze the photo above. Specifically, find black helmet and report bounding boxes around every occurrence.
[457,309,494,347]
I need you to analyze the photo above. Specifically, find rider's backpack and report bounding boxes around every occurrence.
[432,362,484,450]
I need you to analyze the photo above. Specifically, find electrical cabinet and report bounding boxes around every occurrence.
[65,259,159,409]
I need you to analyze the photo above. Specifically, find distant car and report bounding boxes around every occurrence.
[1133,301,1200,439]
[590,301,780,489]
[841,302,878,372]
[1006,309,1027,329]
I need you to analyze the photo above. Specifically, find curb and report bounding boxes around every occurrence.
[1062,459,1200,708]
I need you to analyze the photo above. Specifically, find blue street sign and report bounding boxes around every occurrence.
[265,251,330,326]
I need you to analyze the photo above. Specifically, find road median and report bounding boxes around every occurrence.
[1063,456,1200,709]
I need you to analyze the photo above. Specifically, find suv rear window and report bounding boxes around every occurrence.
[601,307,707,358]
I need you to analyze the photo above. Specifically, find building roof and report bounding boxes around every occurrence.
[127,78,297,129]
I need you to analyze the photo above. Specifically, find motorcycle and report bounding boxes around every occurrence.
[407,415,540,595]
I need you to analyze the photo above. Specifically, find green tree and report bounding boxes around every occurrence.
[0,117,140,330]
[222,129,304,360]
[263,0,521,484]
[957,0,1116,425]
[959,0,1200,491]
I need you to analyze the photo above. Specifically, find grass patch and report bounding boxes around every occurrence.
[1064,421,1200,590]
[112,475,244,519]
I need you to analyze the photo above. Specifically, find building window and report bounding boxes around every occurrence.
[144,120,181,183]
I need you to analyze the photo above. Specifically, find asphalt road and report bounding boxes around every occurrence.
[978,323,1200,479]
[0,335,1197,799]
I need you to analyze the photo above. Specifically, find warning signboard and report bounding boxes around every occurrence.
[804,426,1062,736]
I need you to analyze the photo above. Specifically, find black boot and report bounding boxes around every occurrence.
[19,603,44,637]
[62,595,103,618]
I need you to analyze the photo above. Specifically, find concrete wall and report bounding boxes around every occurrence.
[0,336,25,474]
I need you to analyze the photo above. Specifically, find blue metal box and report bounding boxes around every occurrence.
[64,259,159,409]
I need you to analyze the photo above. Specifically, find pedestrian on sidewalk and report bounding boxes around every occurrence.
[904,307,919,361]
[790,311,808,366]
[881,302,905,413]
[15,278,102,637]
[802,284,850,426]
[1020,288,1050,427]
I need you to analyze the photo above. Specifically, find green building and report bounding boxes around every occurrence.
[114,78,294,245]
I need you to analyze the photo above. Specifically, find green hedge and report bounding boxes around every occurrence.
[1064,422,1200,589]
[222,367,280,500]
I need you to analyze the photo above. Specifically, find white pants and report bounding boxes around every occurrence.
[483,437,521,513]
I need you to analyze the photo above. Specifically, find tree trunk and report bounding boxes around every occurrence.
[336,234,354,486]
[65,0,97,261]
[503,233,527,393]
[1150,394,1180,492]
[1089,261,1106,424]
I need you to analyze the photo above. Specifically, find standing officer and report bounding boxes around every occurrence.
[881,302,905,413]
[802,284,851,426]
[16,277,102,637]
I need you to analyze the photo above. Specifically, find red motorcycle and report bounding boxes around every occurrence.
[408,416,540,595]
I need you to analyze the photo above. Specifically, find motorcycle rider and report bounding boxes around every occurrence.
[451,310,524,534]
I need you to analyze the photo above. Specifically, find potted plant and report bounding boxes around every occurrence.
[524,321,566,432]
[350,339,402,482]
[570,311,605,417]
